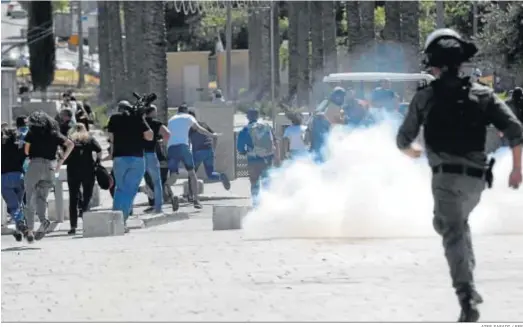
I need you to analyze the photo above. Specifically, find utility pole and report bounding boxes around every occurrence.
[225,1,232,101]
[77,1,85,88]
[270,2,276,129]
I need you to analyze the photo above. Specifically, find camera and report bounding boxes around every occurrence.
[125,92,157,116]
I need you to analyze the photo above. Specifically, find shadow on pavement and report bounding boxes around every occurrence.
[1,246,41,252]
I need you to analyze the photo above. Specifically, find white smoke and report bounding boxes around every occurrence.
[242,119,523,240]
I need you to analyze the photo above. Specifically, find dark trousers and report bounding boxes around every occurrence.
[67,167,95,229]
[144,167,169,206]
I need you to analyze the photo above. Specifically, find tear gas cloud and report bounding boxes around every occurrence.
[242,118,523,240]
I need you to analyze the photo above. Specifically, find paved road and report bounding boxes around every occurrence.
[2,209,523,322]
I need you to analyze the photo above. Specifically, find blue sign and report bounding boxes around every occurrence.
[81,16,88,21]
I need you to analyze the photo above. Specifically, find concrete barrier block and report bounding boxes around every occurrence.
[48,197,69,221]
[89,184,100,208]
[83,210,125,238]
[212,205,251,231]
[182,179,204,196]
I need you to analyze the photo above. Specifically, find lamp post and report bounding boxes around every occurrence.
[270,1,276,129]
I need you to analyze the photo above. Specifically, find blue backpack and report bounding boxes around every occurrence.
[247,122,275,158]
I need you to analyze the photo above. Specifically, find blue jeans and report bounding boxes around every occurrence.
[193,149,221,181]
[144,152,163,211]
[1,172,25,223]
[167,144,194,173]
[112,156,145,221]
[247,159,272,207]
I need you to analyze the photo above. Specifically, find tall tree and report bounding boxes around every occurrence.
[259,8,271,100]
[123,1,147,95]
[296,1,310,106]
[144,1,168,123]
[310,1,324,88]
[97,1,112,103]
[27,1,55,100]
[382,1,401,72]
[271,3,281,99]
[287,1,299,102]
[247,11,257,91]
[106,1,128,103]
[322,0,337,75]
[359,1,376,72]
[400,1,420,74]
[346,1,361,70]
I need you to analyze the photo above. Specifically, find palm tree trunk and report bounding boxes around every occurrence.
[296,1,310,107]
[97,1,112,103]
[346,1,361,71]
[322,0,337,75]
[248,13,256,91]
[310,1,324,91]
[400,1,420,74]
[144,1,168,124]
[271,3,280,99]
[106,1,127,103]
[383,1,401,72]
[287,1,299,102]
[259,9,271,100]
[123,1,146,95]
[436,1,445,28]
[359,1,376,72]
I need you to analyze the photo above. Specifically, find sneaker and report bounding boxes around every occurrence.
[143,206,155,214]
[34,219,51,241]
[67,229,76,235]
[13,231,23,242]
[124,226,130,234]
[193,200,203,210]
[171,195,179,212]
[24,230,34,243]
[220,173,231,191]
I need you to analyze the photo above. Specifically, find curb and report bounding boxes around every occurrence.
[1,211,190,236]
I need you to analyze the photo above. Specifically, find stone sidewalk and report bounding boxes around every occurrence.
[2,208,523,322]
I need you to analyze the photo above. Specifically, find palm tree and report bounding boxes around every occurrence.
[400,1,420,74]
[310,1,324,92]
[296,1,310,106]
[97,1,112,103]
[436,1,445,28]
[346,1,361,71]
[248,11,256,91]
[123,1,146,95]
[383,1,401,72]
[27,1,55,101]
[322,1,337,75]
[359,1,376,72]
[259,8,271,100]
[287,1,299,102]
[143,1,168,124]
[106,1,127,103]
[271,3,280,99]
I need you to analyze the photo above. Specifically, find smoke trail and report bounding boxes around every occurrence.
[242,118,523,240]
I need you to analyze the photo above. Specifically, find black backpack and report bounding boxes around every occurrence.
[95,162,113,190]
[423,78,489,155]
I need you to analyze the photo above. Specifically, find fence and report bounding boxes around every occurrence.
[234,131,249,178]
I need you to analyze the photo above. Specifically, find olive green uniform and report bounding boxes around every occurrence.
[396,81,523,298]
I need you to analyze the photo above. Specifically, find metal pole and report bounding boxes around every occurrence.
[270,2,276,129]
[225,1,232,100]
[77,1,85,88]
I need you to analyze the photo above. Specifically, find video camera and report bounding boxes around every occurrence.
[128,92,157,116]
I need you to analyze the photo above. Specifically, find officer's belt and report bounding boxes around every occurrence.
[432,164,485,179]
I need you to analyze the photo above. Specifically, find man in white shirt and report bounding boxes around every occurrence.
[165,104,216,209]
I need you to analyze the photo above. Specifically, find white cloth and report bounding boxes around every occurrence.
[283,125,307,151]
[167,113,197,147]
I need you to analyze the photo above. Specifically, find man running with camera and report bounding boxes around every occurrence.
[107,100,153,231]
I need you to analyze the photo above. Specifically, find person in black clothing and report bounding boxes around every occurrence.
[188,110,230,194]
[24,111,74,242]
[57,108,75,137]
[506,87,523,123]
[142,105,171,213]
[64,123,102,235]
[1,127,27,241]
[107,100,153,230]
[75,103,94,132]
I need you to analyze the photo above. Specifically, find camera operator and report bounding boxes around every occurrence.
[107,100,153,231]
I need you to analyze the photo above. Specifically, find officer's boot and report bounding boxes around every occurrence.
[457,285,481,322]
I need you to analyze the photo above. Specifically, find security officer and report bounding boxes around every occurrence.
[506,87,523,123]
[396,29,523,322]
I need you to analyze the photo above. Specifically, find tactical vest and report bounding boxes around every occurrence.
[423,79,488,155]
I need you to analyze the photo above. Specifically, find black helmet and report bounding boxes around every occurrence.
[117,100,132,112]
[423,28,478,68]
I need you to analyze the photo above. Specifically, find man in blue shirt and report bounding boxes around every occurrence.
[188,110,230,191]
[371,79,399,110]
[236,108,279,207]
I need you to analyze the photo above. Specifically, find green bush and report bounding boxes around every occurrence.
[93,104,109,128]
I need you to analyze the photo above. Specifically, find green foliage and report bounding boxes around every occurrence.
[93,104,109,128]
[52,0,69,13]
[236,101,290,119]
[476,3,523,68]
[374,6,385,34]
[419,1,436,46]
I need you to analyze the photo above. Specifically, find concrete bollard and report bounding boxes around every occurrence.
[212,205,251,231]
[183,179,204,196]
[48,196,69,221]
[89,184,101,209]
[82,210,125,238]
